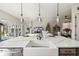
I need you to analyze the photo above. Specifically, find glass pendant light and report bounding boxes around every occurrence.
[38,3,42,22]
[56,3,59,24]
[21,3,24,22]
[53,3,60,36]
[20,3,24,36]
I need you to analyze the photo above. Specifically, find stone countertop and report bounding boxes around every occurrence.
[47,36,79,48]
[0,36,30,48]
[0,36,79,48]
[0,36,57,48]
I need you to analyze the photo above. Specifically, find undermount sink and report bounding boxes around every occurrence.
[26,40,50,48]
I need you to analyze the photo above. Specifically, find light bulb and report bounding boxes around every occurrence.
[56,16,59,23]
[38,17,41,22]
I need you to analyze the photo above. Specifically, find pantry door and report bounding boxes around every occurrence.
[75,13,79,41]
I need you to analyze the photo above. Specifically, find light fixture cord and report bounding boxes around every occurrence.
[57,3,59,16]
[38,3,42,22]
[39,3,40,16]
[21,3,23,17]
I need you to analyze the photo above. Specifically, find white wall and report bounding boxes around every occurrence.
[0,9,21,26]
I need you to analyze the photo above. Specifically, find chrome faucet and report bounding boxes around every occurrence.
[37,32,43,40]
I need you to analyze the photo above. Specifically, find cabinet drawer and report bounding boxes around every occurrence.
[59,48,76,56]
[76,48,79,52]
[60,48,75,53]
[76,48,79,56]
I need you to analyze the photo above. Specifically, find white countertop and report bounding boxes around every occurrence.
[55,38,79,47]
[46,36,79,47]
[0,40,29,48]
[0,36,79,48]
[0,36,30,48]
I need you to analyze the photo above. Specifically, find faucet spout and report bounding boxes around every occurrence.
[37,33,43,40]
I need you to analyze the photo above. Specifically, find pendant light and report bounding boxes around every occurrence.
[56,3,60,24]
[53,3,60,36]
[20,3,24,36]
[21,3,24,22]
[38,3,42,22]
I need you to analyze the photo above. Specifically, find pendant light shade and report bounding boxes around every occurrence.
[56,16,59,23]
[53,3,60,36]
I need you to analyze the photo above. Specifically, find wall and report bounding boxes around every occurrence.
[0,9,21,26]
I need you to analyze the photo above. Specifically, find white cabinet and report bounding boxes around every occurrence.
[71,5,79,40]
[0,48,23,56]
[75,14,79,40]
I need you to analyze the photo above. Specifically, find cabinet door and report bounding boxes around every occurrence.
[75,14,79,40]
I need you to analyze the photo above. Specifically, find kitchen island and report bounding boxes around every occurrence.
[0,36,79,56]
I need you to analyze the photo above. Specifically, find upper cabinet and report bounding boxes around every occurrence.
[71,5,79,40]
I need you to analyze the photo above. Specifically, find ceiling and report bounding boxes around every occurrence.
[0,3,78,22]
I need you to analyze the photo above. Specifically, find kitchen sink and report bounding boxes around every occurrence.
[24,40,57,56]
[26,40,50,48]
[30,46,49,47]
